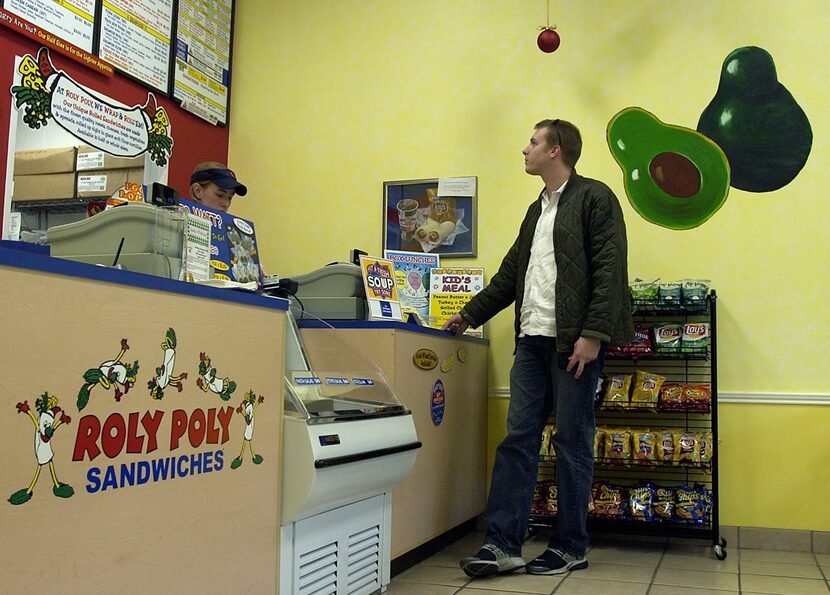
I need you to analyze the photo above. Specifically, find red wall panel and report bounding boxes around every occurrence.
[0,29,230,230]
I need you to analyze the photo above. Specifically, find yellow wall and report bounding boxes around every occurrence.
[229,1,830,531]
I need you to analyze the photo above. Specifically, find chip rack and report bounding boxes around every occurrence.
[530,290,726,559]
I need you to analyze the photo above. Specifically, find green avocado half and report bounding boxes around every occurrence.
[607,107,730,230]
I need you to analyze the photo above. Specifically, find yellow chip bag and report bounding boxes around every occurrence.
[631,370,665,409]
[604,429,632,464]
[633,430,657,464]
[602,374,632,408]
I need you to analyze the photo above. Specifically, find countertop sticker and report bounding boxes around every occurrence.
[413,348,438,370]
[431,379,445,426]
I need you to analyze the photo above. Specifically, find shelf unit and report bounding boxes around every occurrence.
[530,290,726,559]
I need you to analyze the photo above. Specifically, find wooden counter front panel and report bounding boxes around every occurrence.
[0,266,284,594]
[300,328,488,558]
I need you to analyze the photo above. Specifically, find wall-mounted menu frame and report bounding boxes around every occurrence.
[171,0,234,126]
[96,0,175,95]
[2,0,98,52]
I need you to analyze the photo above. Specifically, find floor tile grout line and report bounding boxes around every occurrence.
[644,544,666,594]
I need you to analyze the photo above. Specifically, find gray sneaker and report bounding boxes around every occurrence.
[460,543,526,578]
[526,548,588,575]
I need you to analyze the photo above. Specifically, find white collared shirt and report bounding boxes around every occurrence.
[519,180,568,337]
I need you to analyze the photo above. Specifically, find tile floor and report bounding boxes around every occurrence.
[388,531,830,594]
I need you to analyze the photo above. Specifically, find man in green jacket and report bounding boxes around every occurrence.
[444,118,634,578]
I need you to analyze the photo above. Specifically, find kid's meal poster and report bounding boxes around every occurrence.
[429,267,485,337]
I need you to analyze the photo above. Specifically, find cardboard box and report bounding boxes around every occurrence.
[76,167,145,198]
[14,147,77,175]
[12,172,77,202]
[76,145,145,171]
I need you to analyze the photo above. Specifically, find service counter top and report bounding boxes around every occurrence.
[1,248,287,594]
[298,319,489,559]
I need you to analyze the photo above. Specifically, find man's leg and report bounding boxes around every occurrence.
[527,349,605,575]
[461,336,554,577]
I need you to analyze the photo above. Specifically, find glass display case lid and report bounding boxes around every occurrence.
[284,368,408,424]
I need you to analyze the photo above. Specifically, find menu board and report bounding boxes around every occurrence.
[173,0,233,125]
[98,0,174,93]
[4,0,96,51]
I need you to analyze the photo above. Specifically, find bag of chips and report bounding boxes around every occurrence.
[676,432,700,464]
[683,384,712,412]
[631,370,665,409]
[698,431,713,463]
[658,281,682,306]
[539,424,555,456]
[531,481,548,515]
[654,323,682,354]
[628,484,656,521]
[653,485,676,521]
[630,278,659,305]
[602,374,632,408]
[610,324,653,357]
[675,486,705,523]
[656,430,677,463]
[544,481,558,515]
[594,427,605,460]
[633,430,657,464]
[681,323,710,354]
[591,482,626,518]
[604,429,632,464]
[659,383,684,410]
[681,279,710,307]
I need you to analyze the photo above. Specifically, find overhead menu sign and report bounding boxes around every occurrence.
[4,0,96,52]
[173,0,233,125]
[98,0,174,93]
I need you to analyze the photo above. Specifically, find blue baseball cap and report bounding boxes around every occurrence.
[190,168,248,196]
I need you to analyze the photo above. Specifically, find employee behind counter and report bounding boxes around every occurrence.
[188,161,248,213]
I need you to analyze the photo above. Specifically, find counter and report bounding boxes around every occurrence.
[298,320,489,559]
[0,248,287,594]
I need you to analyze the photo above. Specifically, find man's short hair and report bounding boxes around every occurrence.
[535,119,582,168]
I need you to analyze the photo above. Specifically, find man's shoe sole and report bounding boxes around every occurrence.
[526,559,588,575]
[460,559,526,578]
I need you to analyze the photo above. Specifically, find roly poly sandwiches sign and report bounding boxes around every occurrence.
[7,328,268,506]
[11,47,173,165]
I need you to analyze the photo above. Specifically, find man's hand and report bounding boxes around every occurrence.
[567,337,601,379]
[442,313,469,336]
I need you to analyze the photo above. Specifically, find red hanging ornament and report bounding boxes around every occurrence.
[537,28,560,53]
[537,0,560,53]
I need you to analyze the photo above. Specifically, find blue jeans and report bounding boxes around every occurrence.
[484,335,605,557]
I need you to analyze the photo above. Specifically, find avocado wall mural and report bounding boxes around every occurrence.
[608,46,812,230]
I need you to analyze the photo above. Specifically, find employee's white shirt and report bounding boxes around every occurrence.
[519,180,567,337]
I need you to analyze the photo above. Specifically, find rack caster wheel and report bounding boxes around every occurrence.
[714,543,727,560]
[718,536,727,548]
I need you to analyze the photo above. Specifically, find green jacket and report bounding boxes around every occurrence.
[461,172,635,352]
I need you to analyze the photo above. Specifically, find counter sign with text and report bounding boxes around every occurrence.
[429,267,485,337]
[360,255,403,321]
